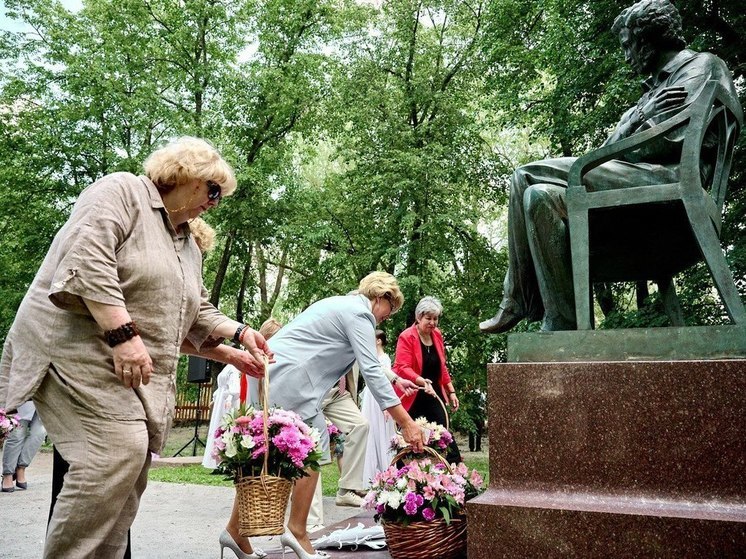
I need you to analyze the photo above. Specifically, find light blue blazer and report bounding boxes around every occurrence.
[263,294,401,456]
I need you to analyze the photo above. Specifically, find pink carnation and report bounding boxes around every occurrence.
[422,507,436,521]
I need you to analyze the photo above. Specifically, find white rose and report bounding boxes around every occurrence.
[240,435,254,449]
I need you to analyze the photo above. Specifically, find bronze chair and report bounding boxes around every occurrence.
[566,80,745,329]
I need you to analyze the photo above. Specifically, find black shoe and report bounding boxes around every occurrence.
[479,305,523,333]
[12,472,27,490]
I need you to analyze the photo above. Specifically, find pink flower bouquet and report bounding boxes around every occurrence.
[0,408,20,446]
[363,458,484,526]
[212,404,322,481]
[390,417,454,454]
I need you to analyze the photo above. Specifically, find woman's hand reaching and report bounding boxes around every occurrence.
[238,327,275,377]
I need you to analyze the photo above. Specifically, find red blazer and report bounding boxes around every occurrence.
[392,324,452,411]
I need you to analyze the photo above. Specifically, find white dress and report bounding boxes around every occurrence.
[360,353,396,488]
[202,365,241,469]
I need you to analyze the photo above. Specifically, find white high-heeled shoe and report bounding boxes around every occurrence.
[219,529,267,559]
[280,530,329,559]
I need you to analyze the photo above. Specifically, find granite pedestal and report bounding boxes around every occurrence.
[467,327,746,558]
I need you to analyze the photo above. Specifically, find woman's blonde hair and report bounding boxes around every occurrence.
[259,317,283,340]
[143,136,237,196]
[189,217,216,254]
[358,271,404,313]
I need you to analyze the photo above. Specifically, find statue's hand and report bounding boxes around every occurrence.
[640,86,687,121]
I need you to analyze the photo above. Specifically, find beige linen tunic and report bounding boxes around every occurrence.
[0,172,230,452]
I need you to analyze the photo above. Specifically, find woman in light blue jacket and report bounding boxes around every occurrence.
[238,272,424,559]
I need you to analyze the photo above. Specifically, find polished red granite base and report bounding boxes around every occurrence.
[466,359,746,558]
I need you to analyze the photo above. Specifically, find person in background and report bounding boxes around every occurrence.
[188,217,216,254]
[2,401,46,493]
[0,136,271,559]
[359,330,409,488]
[393,296,462,464]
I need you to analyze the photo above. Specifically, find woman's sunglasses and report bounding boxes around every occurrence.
[207,180,223,202]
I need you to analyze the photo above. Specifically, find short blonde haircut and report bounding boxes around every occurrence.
[143,136,237,196]
[259,317,282,340]
[189,218,216,254]
[358,271,404,313]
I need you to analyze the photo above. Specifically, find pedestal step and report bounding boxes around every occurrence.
[466,358,746,558]
[468,489,745,558]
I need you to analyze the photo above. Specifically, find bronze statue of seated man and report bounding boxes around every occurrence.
[480,0,739,333]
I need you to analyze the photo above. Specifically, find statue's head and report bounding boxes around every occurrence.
[612,0,686,75]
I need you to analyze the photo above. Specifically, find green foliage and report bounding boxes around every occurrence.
[1,0,745,434]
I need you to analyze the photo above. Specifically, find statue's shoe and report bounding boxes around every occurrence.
[540,316,576,332]
[479,305,523,333]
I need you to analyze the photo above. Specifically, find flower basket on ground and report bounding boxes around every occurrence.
[211,375,322,537]
[363,447,485,559]
[0,408,20,450]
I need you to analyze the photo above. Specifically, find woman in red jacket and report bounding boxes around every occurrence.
[392,296,461,464]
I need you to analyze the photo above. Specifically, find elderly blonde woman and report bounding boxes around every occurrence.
[393,296,462,464]
[0,137,271,559]
[238,271,425,559]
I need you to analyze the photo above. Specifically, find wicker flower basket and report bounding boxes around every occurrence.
[381,446,468,559]
[236,473,292,536]
[382,516,467,559]
[235,357,293,537]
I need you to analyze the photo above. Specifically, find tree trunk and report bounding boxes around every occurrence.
[236,243,254,323]
[263,245,289,322]
[210,229,235,306]
[257,244,268,317]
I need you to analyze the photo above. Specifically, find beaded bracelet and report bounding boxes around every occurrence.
[238,325,251,345]
[232,324,247,345]
[105,321,140,348]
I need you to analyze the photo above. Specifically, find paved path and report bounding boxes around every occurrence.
[0,450,368,558]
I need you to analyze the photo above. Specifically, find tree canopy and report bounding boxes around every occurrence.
[1,0,744,432]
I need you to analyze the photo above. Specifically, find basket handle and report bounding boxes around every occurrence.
[390,445,453,474]
[257,355,272,494]
[430,390,450,432]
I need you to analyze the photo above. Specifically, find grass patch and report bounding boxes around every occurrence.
[149,465,233,486]
[149,453,490,496]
